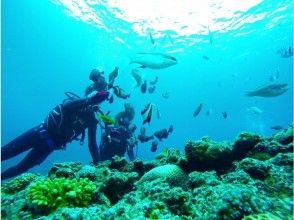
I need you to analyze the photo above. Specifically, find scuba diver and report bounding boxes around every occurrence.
[98,104,137,161]
[153,125,173,141]
[1,91,109,180]
[85,67,130,101]
[85,67,109,95]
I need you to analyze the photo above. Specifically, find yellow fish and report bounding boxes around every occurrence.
[96,114,116,125]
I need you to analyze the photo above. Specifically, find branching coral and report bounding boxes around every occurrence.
[27,177,96,213]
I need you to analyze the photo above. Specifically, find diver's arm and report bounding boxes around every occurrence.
[87,124,100,164]
[63,91,109,112]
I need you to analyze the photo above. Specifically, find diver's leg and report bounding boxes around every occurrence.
[1,126,40,161]
[1,142,54,180]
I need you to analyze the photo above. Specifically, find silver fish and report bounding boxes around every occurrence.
[130,53,177,69]
[246,83,288,97]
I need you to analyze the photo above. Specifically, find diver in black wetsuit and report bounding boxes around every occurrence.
[98,122,136,161]
[98,103,137,161]
[1,91,109,180]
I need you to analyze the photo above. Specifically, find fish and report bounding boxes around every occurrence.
[269,70,280,82]
[108,94,114,104]
[141,103,151,115]
[162,92,170,99]
[130,53,177,69]
[202,55,209,60]
[222,112,228,119]
[143,104,153,124]
[168,125,173,133]
[141,80,147,94]
[96,114,116,125]
[278,46,293,58]
[140,126,146,135]
[148,85,156,94]
[270,125,284,130]
[156,107,161,119]
[193,103,203,117]
[150,140,158,152]
[141,103,158,124]
[153,126,172,141]
[247,106,263,115]
[131,68,143,88]
[149,32,155,45]
[108,67,119,86]
[150,76,158,85]
[206,109,212,116]
[246,83,288,97]
[112,86,130,99]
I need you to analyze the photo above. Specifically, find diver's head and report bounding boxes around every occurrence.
[89,66,104,82]
[124,103,135,116]
[118,117,130,127]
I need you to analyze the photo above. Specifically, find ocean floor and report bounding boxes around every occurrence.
[1,126,293,220]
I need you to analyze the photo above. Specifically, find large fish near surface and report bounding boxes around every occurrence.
[245,83,288,97]
[130,52,178,69]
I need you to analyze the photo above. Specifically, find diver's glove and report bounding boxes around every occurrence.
[89,91,109,104]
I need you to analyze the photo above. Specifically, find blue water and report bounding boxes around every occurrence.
[2,0,293,176]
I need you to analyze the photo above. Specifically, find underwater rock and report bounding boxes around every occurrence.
[48,162,82,179]
[185,137,232,172]
[1,173,40,194]
[272,125,293,145]
[250,140,293,160]
[77,165,97,181]
[99,170,139,204]
[136,164,188,189]
[269,152,293,167]
[1,190,32,220]
[191,183,273,219]
[154,148,189,171]
[188,171,220,188]
[264,163,293,198]
[48,206,108,220]
[136,179,193,218]
[108,156,128,171]
[221,170,253,185]
[242,213,284,220]
[236,158,271,180]
[232,132,263,160]
[1,126,293,219]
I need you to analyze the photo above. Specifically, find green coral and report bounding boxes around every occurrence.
[27,177,96,213]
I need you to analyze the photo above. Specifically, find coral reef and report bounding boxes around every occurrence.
[136,164,188,189]
[185,136,232,172]
[28,177,96,213]
[1,173,40,194]
[1,125,293,219]
[242,213,284,220]
[48,162,83,179]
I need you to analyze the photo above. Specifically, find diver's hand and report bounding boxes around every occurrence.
[90,91,109,104]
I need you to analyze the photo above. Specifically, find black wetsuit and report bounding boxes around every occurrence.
[99,126,134,161]
[1,97,99,180]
